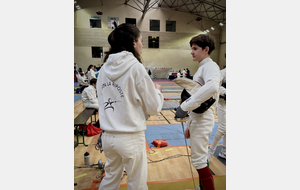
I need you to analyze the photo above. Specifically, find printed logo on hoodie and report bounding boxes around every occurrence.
[101,81,124,98]
[104,98,121,111]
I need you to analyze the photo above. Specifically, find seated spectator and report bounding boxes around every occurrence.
[74,66,78,82]
[84,72,88,80]
[81,78,98,110]
[78,72,89,92]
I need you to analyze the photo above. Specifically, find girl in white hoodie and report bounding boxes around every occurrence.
[96,23,164,190]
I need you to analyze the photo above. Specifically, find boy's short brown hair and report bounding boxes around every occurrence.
[189,34,215,55]
[90,78,97,85]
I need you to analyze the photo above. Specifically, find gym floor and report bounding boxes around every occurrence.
[74,79,226,190]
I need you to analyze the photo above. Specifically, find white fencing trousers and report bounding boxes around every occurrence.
[83,103,99,110]
[99,131,148,190]
[210,101,226,152]
[187,110,215,170]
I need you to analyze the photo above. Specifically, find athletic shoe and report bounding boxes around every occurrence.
[218,151,226,159]
[207,147,214,161]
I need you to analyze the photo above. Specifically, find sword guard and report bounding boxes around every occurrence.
[174,116,189,122]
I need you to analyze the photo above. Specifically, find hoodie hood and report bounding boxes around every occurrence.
[103,51,137,81]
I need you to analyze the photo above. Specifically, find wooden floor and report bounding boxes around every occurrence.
[74,81,225,190]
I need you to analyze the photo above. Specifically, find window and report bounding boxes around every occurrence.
[125,18,136,26]
[166,20,176,32]
[108,17,119,29]
[148,36,159,48]
[91,47,103,58]
[90,16,101,28]
[150,19,160,31]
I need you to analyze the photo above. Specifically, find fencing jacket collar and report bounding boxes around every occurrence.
[198,57,212,67]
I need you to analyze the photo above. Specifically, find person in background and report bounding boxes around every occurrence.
[97,23,164,190]
[83,72,88,80]
[94,65,99,78]
[78,72,89,92]
[148,69,152,78]
[74,66,78,82]
[75,63,79,71]
[175,34,220,190]
[186,68,190,78]
[182,69,186,78]
[207,53,226,161]
[177,70,181,78]
[81,78,99,110]
[87,65,99,83]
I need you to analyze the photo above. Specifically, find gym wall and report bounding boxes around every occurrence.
[74,0,226,75]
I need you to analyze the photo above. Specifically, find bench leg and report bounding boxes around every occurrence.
[81,126,88,146]
[75,125,88,147]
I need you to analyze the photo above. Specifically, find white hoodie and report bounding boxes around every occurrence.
[96,51,164,132]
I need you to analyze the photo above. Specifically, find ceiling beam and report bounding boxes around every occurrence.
[133,0,144,11]
[147,0,160,11]
[195,0,225,10]
[142,0,151,19]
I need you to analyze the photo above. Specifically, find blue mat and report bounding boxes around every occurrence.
[146,124,190,147]
[145,122,221,147]
[74,94,81,103]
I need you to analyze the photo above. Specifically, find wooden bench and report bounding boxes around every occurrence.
[74,108,97,146]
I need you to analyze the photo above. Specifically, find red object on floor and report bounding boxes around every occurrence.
[79,124,102,136]
[152,139,168,148]
[81,180,100,190]
[164,98,170,100]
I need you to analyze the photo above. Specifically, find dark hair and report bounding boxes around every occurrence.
[189,34,215,55]
[79,72,84,76]
[87,64,93,71]
[90,78,97,85]
[104,23,142,63]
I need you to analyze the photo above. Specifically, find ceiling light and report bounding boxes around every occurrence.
[74,1,77,4]
[211,27,214,30]
[219,23,223,26]
[96,11,103,15]
[204,31,207,34]
[206,29,209,32]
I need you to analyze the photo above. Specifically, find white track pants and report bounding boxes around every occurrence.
[83,103,99,110]
[187,110,215,169]
[99,131,148,190]
[210,100,226,152]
